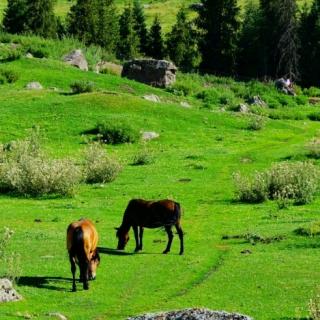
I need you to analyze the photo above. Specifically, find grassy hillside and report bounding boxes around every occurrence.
[1,34,320,320]
[0,0,314,32]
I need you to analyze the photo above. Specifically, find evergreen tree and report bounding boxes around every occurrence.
[147,15,165,59]
[3,0,28,34]
[299,0,320,86]
[237,1,265,78]
[133,0,148,55]
[95,0,119,52]
[117,3,139,60]
[24,0,57,38]
[166,7,200,71]
[67,0,97,44]
[197,0,240,75]
[275,0,299,80]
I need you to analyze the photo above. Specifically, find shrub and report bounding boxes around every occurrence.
[294,221,320,237]
[309,290,320,320]
[308,112,320,121]
[84,143,122,184]
[96,120,140,144]
[234,162,320,205]
[0,69,19,83]
[306,138,320,159]
[26,46,49,58]
[247,115,265,131]
[132,147,154,166]
[70,81,95,94]
[0,135,81,197]
[233,171,269,203]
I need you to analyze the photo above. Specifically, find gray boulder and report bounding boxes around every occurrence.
[275,78,295,96]
[0,278,21,303]
[247,96,267,107]
[63,49,88,71]
[142,131,159,141]
[122,59,177,88]
[128,308,252,320]
[26,82,43,90]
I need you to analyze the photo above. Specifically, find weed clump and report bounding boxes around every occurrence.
[132,146,154,166]
[96,120,140,145]
[247,115,266,131]
[84,143,122,184]
[294,221,320,237]
[234,162,319,205]
[0,133,81,197]
[306,138,320,159]
[70,81,95,94]
[0,69,19,84]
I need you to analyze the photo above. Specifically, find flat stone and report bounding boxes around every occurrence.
[143,94,160,103]
[47,312,68,320]
[26,82,43,90]
[142,131,159,141]
[180,101,191,108]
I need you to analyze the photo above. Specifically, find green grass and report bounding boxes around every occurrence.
[1,33,320,320]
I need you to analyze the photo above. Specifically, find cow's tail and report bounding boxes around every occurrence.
[174,202,182,222]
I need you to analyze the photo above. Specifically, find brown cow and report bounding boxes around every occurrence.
[67,219,100,291]
[116,199,184,255]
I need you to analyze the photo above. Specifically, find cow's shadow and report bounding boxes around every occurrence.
[17,276,72,291]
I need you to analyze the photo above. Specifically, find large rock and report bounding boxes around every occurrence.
[122,59,177,88]
[63,49,88,71]
[275,78,295,96]
[0,278,21,303]
[127,308,252,320]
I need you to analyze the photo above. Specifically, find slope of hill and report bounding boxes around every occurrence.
[0,33,320,320]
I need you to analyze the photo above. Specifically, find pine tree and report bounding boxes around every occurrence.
[117,3,139,60]
[166,7,200,71]
[67,0,97,44]
[24,0,57,38]
[3,0,28,34]
[133,0,148,55]
[95,0,119,52]
[147,15,165,59]
[299,0,320,86]
[197,0,240,75]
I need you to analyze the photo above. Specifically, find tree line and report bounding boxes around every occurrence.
[2,0,320,87]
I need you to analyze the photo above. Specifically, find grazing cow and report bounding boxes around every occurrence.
[66,219,100,291]
[116,199,184,255]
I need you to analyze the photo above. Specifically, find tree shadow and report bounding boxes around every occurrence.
[17,276,71,291]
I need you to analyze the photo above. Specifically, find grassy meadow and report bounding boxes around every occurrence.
[1,34,320,320]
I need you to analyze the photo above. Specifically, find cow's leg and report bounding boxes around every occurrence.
[163,225,173,254]
[69,254,77,292]
[175,223,184,255]
[133,225,140,252]
[139,227,144,251]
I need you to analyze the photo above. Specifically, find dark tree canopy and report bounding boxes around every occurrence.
[147,15,165,60]
[133,0,148,55]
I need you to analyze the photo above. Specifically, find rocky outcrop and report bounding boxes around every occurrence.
[63,49,88,71]
[0,278,21,303]
[127,308,252,320]
[122,59,177,88]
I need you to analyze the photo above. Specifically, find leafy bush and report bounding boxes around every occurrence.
[0,134,81,197]
[132,147,154,166]
[96,120,140,144]
[247,115,265,131]
[0,46,22,62]
[84,143,122,184]
[306,138,320,159]
[234,162,320,205]
[294,221,320,237]
[0,69,19,83]
[26,46,49,58]
[70,81,95,94]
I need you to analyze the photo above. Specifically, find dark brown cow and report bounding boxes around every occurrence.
[67,219,100,291]
[116,199,184,255]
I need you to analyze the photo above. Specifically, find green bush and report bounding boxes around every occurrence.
[247,115,265,131]
[294,221,320,237]
[70,81,95,94]
[84,143,122,184]
[0,69,19,83]
[306,138,320,159]
[0,135,81,197]
[234,162,320,205]
[96,120,140,144]
[132,147,154,166]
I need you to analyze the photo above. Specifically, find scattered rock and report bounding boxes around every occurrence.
[143,94,160,103]
[63,49,88,71]
[26,82,43,90]
[0,278,21,303]
[25,53,33,59]
[142,131,159,141]
[247,95,266,107]
[122,59,177,88]
[47,312,68,320]
[180,101,191,108]
[275,78,296,96]
[127,308,252,320]
[236,103,249,113]
[95,61,123,75]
